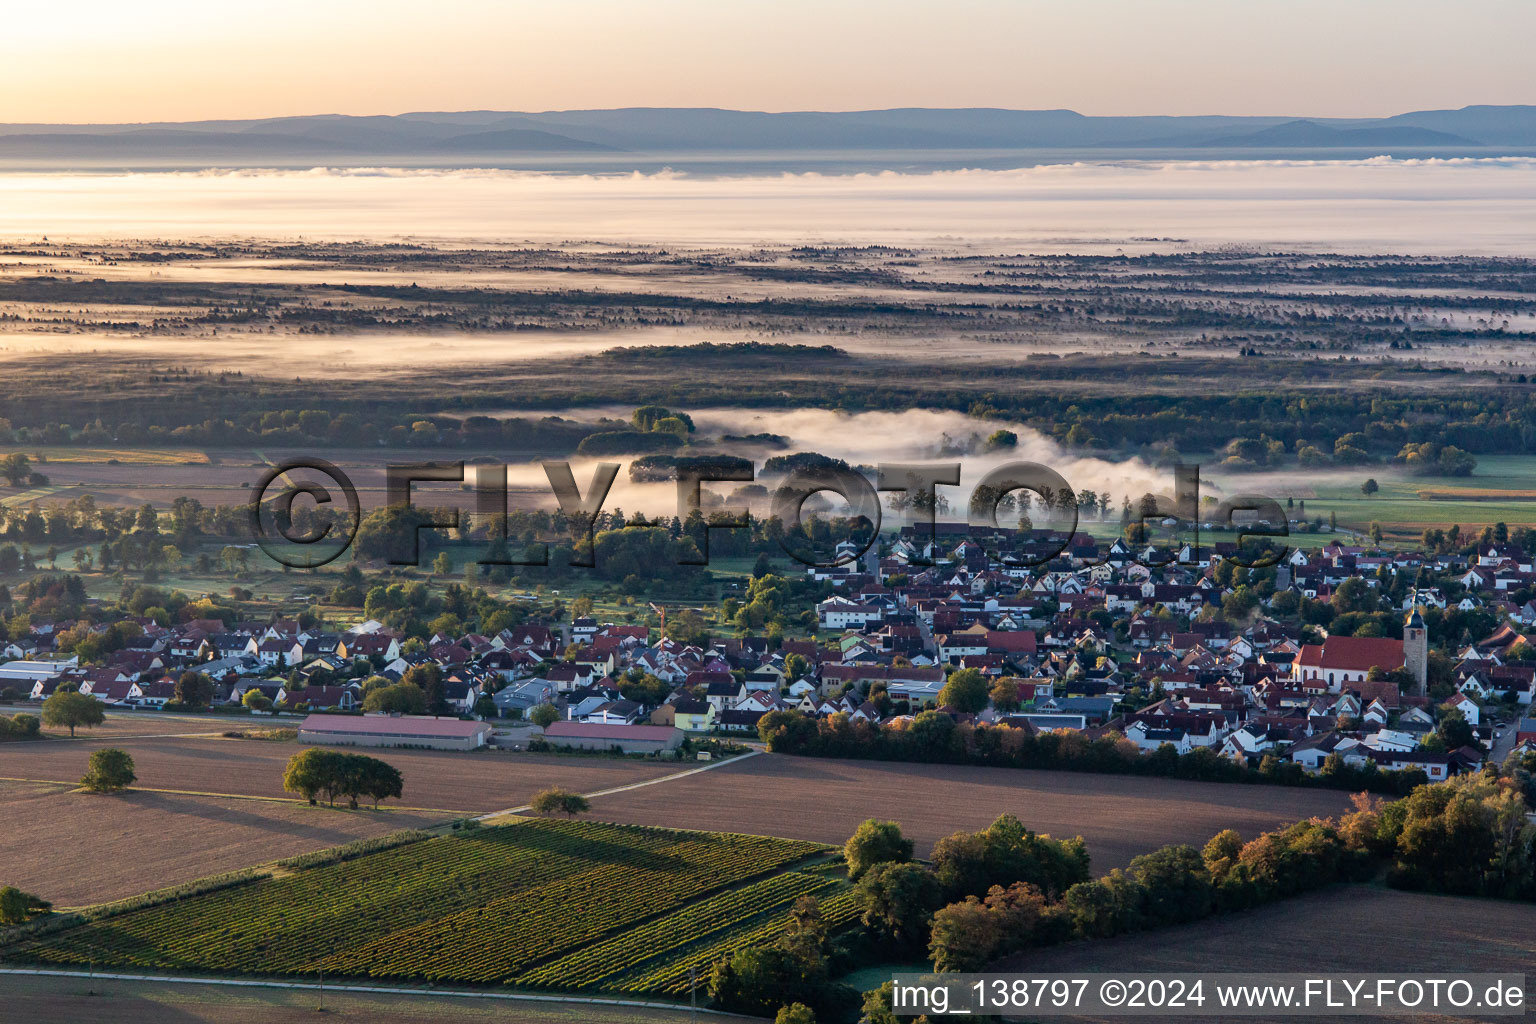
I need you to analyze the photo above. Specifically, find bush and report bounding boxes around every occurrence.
[80,748,136,792]
[221,727,298,741]
[241,690,274,712]
[1236,819,1348,901]
[0,712,41,742]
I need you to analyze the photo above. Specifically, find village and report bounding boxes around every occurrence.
[3,522,1533,784]
[10,15,1536,1015]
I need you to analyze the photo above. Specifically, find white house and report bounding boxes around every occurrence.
[1443,693,1480,727]
[816,598,884,631]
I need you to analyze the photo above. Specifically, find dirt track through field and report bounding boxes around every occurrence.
[0,973,736,1024]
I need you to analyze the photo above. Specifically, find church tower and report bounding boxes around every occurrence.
[1403,607,1428,696]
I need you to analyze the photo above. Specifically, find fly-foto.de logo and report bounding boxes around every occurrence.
[247,458,1289,571]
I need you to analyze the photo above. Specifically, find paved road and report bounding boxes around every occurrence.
[1486,719,1518,766]
[0,968,749,1018]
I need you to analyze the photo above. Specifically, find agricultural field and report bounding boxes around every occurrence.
[8,446,214,465]
[0,781,448,907]
[0,732,682,812]
[0,975,750,1024]
[520,863,860,996]
[0,733,696,907]
[581,753,1355,870]
[999,885,1536,1023]
[4,817,845,995]
[1224,453,1536,542]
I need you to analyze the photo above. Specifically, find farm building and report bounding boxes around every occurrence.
[298,713,492,751]
[0,660,71,688]
[541,721,683,754]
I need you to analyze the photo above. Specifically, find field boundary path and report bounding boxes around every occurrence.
[0,968,752,1018]
[47,729,231,742]
[476,749,763,821]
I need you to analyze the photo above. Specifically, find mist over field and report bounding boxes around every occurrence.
[5,157,1536,252]
[483,407,1169,520]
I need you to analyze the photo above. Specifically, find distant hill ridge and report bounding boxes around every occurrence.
[1,105,1533,166]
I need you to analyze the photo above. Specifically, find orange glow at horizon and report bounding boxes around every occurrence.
[4,0,1535,124]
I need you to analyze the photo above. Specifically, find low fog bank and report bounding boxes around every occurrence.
[5,158,1536,253]
[497,407,1170,524]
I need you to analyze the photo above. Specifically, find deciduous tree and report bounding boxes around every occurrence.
[80,747,136,792]
[0,886,50,925]
[282,748,403,809]
[844,819,913,880]
[937,668,988,714]
[362,681,428,715]
[174,671,215,708]
[40,690,104,737]
[401,663,447,715]
[530,786,589,817]
[856,861,942,951]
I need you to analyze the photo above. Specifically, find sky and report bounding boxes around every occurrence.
[5,0,1534,123]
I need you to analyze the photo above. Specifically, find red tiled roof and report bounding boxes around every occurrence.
[1303,636,1405,673]
[986,630,1037,653]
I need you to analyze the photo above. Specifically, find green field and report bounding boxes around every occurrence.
[4,817,848,996]
[1284,455,1536,541]
[1179,453,1536,544]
